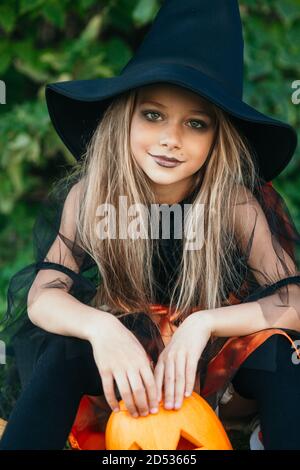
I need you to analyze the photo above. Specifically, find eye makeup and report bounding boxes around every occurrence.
[140,109,209,130]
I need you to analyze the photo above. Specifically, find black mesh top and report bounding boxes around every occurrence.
[1,174,300,398]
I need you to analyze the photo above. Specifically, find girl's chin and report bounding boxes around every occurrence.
[146,173,183,185]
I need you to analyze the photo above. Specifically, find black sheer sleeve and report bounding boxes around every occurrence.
[231,181,300,330]
[0,175,99,357]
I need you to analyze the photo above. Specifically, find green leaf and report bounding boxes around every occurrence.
[42,1,66,29]
[276,0,300,24]
[104,38,132,71]
[132,0,159,26]
[0,40,11,75]
[8,133,31,151]
[14,58,49,83]
[107,0,138,34]
[286,21,300,55]
[80,14,103,43]
[39,51,67,71]
[0,4,17,33]
[19,0,46,15]
[13,39,36,64]
[78,0,98,11]
[12,39,50,83]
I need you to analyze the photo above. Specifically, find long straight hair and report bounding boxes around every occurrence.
[62,88,260,322]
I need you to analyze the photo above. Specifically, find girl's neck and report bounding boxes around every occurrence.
[152,176,199,205]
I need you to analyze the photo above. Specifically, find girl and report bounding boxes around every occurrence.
[1,0,300,450]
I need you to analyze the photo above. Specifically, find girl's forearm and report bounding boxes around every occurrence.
[27,288,115,342]
[196,291,300,337]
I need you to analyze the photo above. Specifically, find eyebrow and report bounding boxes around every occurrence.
[139,99,213,117]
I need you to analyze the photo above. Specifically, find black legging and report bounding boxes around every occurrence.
[0,335,103,450]
[0,333,300,450]
[231,333,300,450]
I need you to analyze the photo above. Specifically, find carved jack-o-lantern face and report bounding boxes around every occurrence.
[105,392,233,450]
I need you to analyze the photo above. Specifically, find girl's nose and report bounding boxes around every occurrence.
[159,131,181,149]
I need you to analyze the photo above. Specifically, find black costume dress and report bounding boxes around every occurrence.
[1,173,300,449]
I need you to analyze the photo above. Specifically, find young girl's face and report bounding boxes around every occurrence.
[130,83,216,204]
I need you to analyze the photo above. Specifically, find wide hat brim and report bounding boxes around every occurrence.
[45,63,297,182]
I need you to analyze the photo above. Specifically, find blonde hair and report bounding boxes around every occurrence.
[61,88,260,322]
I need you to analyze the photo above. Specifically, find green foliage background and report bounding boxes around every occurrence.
[0,0,299,441]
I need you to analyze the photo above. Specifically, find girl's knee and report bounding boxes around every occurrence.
[242,334,297,372]
[32,335,102,395]
[275,335,300,376]
[231,335,296,400]
[34,335,76,376]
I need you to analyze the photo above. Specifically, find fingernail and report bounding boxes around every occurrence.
[150,407,158,414]
[184,391,191,397]
[113,407,120,412]
[175,401,181,409]
[165,402,172,409]
[132,412,139,418]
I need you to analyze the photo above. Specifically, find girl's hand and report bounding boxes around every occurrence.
[88,315,159,418]
[154,312,213,410]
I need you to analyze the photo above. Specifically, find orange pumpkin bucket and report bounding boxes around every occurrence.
[105,391,233,450]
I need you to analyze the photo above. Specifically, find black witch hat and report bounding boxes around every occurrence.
[45,0,297,182]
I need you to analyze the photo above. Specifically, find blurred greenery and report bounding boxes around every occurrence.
[0,0,299,447]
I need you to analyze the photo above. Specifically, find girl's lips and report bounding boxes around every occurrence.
[150,154,183,168]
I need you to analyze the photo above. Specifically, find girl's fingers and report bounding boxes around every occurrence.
[163,358,175,408]
[174,351,186,409]
[154,360,165,403]
[185,355,197,397]
[126,369,150,416]
[139,366,159,412]
[101,371,120,412]
[114,371,139,417]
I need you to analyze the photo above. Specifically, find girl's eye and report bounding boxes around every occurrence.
[188,120,207,130]
[142,110,162,121]
[141,110,207,130]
